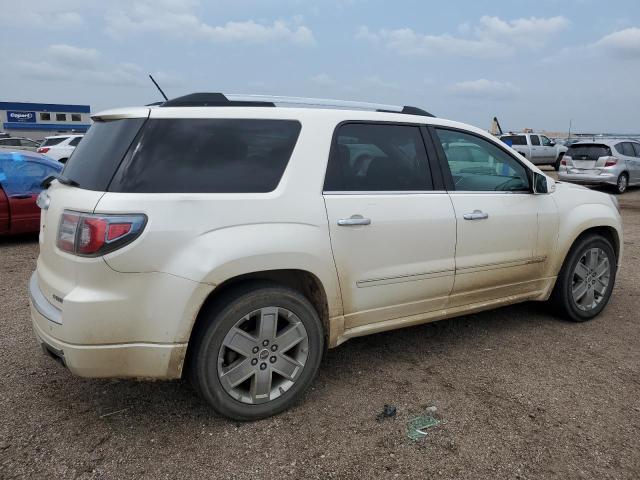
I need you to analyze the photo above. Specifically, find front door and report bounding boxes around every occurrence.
[431,127,543,306]
[323,122,456,329]
[540,135,557,163]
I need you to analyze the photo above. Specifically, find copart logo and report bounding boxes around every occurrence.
[9,111,34,121]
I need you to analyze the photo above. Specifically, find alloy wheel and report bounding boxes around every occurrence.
[217,307,309,404]
[571,248,611,312]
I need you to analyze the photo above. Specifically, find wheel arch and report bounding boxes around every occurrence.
[183,269,331,378]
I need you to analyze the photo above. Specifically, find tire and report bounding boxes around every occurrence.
[554,153,564,171]
[189,282,324,420]
[550,234,616,322]
[613,172,628,194]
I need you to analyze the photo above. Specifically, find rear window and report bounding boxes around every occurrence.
[567,144,612,160]
[62,119,146,191]
[69,137,82,147]
[109,119,301,193]
[43,137,68,147]
[500,135,527,146]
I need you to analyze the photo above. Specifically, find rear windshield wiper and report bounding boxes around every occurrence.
[41,174,80,189]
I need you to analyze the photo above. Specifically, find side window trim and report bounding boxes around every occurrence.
[323,120,437,193]
[429,125,533,193]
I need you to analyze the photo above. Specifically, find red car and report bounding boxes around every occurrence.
[0,151,62,235]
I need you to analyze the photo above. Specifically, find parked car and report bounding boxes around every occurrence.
[0,137,41,152]
[37,135,83,163]
[0,151,62,235]
[30,93,623,420]
[558,139,640,194]
[499,133,568,170]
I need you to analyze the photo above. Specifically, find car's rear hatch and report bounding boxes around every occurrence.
[36,110,148,306]
[565,144,612,170]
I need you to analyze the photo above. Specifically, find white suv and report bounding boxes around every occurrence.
[30,93,623,420]
[37,135,83,163]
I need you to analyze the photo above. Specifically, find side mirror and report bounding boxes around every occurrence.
[549,141,556,147]
[533,172,555,194]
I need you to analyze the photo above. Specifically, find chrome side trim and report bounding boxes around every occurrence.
[456,256,547,274]
[29,272,62,325]
[357,269,454,288]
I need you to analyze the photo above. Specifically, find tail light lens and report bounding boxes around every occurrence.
[604,157,618,167]
[561,155,570,166]
[57,211,146,256]
[38,147,50,154]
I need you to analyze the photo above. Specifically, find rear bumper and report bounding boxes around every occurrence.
[28,271,211,379]
[558,171,617,186]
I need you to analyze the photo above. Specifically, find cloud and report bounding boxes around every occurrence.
[357,15,569,57]
[105,1,315,46]
[0,8,84,29]
[447,79,519,99]
[16,44,181,88]
[593,27,640,58]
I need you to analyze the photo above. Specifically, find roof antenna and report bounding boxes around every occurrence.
[148,74,168,101]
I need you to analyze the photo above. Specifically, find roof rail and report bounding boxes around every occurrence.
[160,93,435,117]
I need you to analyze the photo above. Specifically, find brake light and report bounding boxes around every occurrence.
[57,211,146,256]
[38,147,50,154]
[604,157,618,167]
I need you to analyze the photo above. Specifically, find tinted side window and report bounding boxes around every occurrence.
[69,137,82,147]
[530,135,541,146]
[43,137,68,147]
[435,128,530,192]
[632,143,640,157]
[63,119,146,191]
[110,119,301,193]
[540,136,552,146]
[324,123,432,192]
[621,142,635,157]
[501,135,527,146]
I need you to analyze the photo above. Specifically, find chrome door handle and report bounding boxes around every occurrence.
[463,210,489,221]
[337,215,371,226]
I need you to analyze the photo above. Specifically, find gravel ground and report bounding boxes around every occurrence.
[1,183,639,480]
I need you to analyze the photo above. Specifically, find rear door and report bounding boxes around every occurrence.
[431,127,546,306]
[631,143,640,182]
[323,122,456,329]
[0,186,9,234]
[3,160,59,233]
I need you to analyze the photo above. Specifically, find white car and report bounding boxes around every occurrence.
[37,135,83,163]
[30,93,623,420]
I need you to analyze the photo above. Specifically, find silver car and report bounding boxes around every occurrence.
[558,139,640,194]
[0,137,41,152]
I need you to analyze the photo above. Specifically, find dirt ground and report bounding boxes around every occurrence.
[1,181,639,480]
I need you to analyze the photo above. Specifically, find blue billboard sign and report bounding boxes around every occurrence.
[7,111,36,123]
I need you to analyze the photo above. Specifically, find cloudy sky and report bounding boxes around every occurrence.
[2,0,639,133]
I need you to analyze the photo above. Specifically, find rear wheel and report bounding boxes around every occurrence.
[614,172,628,194]
[189,283,324,420]
[551,234,616,322]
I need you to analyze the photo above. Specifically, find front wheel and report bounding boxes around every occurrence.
[189,283,324,420]
[554,153,564,171]
[550,234,616,322]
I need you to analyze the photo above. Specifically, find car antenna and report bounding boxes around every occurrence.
[148,74,168,101]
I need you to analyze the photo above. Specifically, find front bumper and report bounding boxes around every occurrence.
[28,271,212,379]
[558,170,617,186]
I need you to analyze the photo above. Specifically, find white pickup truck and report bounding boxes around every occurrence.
[500,133,567,170]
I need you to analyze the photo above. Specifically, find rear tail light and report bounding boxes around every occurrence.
[604,157,618,167]
[561,155,570,166]
[57,210,146,256]
[38,147,50,154]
